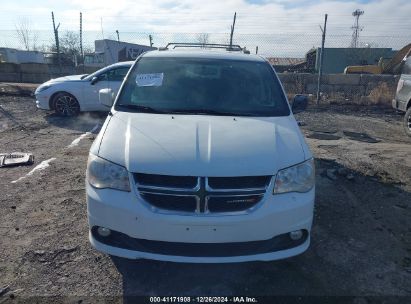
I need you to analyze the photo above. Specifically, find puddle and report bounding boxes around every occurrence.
[308,128,338,134]
[307,133,342,140]
[343,131,380,143]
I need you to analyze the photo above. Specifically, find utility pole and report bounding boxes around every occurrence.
[80,12,83,66]
[149,34,153,47]
[229,12,237,48]
[350,9,364,48]
[116,30,120,42]
[316,13,328,106]
[51,12,61,72]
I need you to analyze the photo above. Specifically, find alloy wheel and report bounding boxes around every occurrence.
[55,95,80,116]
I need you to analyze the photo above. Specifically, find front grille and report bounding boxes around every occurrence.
[208,176,271,189]
[207,195,264,213]
[134,174,271,215]
[135,173,198,189]
[140,192,198,212]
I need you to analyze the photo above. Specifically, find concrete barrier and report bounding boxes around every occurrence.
[0,63,19,73]
[0,63,99,83]
[0,72,20,82]
[20,63,49,74]
[48,65,76,75]
[21,73,50,83]
[326,74,361,85]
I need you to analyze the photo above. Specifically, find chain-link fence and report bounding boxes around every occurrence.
[1,14,410,104]
[1,29,410,57]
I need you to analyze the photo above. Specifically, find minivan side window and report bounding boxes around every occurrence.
[402,57,411,75]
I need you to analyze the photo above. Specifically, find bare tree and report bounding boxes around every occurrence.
[15,19,38,51]
[196,33,210,47]
[47,31,82,65]
[60,31,80,56]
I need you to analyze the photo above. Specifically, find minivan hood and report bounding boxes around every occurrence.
[97,112,308,176]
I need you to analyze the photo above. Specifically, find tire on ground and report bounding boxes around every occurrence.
[404,107,411,137]
[52,92,80,117]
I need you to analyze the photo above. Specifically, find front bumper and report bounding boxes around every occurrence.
[90,230,310,263]
[35,93,51,110]
[392,98,407,112]
[87,181,314,263]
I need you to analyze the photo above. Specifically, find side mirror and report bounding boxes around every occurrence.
[91,76,99,85]
[99,88,114,107]
[291,94,308,114]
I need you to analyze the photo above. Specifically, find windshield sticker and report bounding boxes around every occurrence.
[136,73,164,87]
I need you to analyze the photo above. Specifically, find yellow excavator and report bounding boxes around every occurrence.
[344,43,411,74]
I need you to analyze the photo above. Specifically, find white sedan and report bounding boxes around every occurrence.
[35,61,133,116]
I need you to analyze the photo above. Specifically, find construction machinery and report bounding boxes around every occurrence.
[344,43,411,74]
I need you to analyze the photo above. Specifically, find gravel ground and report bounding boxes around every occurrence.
[0,85,410,303]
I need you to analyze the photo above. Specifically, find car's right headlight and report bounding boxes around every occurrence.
[35,84,52,93]
[273,159,315,194]
[86,154,130,191]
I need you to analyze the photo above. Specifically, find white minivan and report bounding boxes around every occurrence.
[86,45,315,263]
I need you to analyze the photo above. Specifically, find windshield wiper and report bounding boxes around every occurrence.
[116,104,166,114]
[116,105,255,116]
[80,74,89,80]
[169,108,254,116]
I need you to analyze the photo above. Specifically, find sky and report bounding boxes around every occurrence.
[1,0,410,57]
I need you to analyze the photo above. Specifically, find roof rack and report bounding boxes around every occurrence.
[159,43,250,54]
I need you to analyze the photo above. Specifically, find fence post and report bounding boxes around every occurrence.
[149,35,153,47]
[80,12,84,73]
[316,14,328,106]
[51,12,62,74]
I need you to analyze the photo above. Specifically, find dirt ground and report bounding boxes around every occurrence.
[0,83,410,303]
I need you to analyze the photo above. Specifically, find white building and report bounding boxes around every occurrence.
[0,48,45,64]
[84,39,155,67]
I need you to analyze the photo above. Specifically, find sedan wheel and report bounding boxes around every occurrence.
[404,107,411,137]
[54,93,80,117]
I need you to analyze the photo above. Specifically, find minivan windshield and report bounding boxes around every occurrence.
[115,57,290,117]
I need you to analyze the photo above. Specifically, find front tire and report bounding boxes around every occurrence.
[404,107,411,137]
[53,93,80,117]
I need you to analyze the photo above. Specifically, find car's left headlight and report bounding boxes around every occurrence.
[273,159,315,194]
[87,154,130,191]
[35,84,51,93]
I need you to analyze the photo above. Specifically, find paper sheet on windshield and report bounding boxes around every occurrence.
[136,73,164,87]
